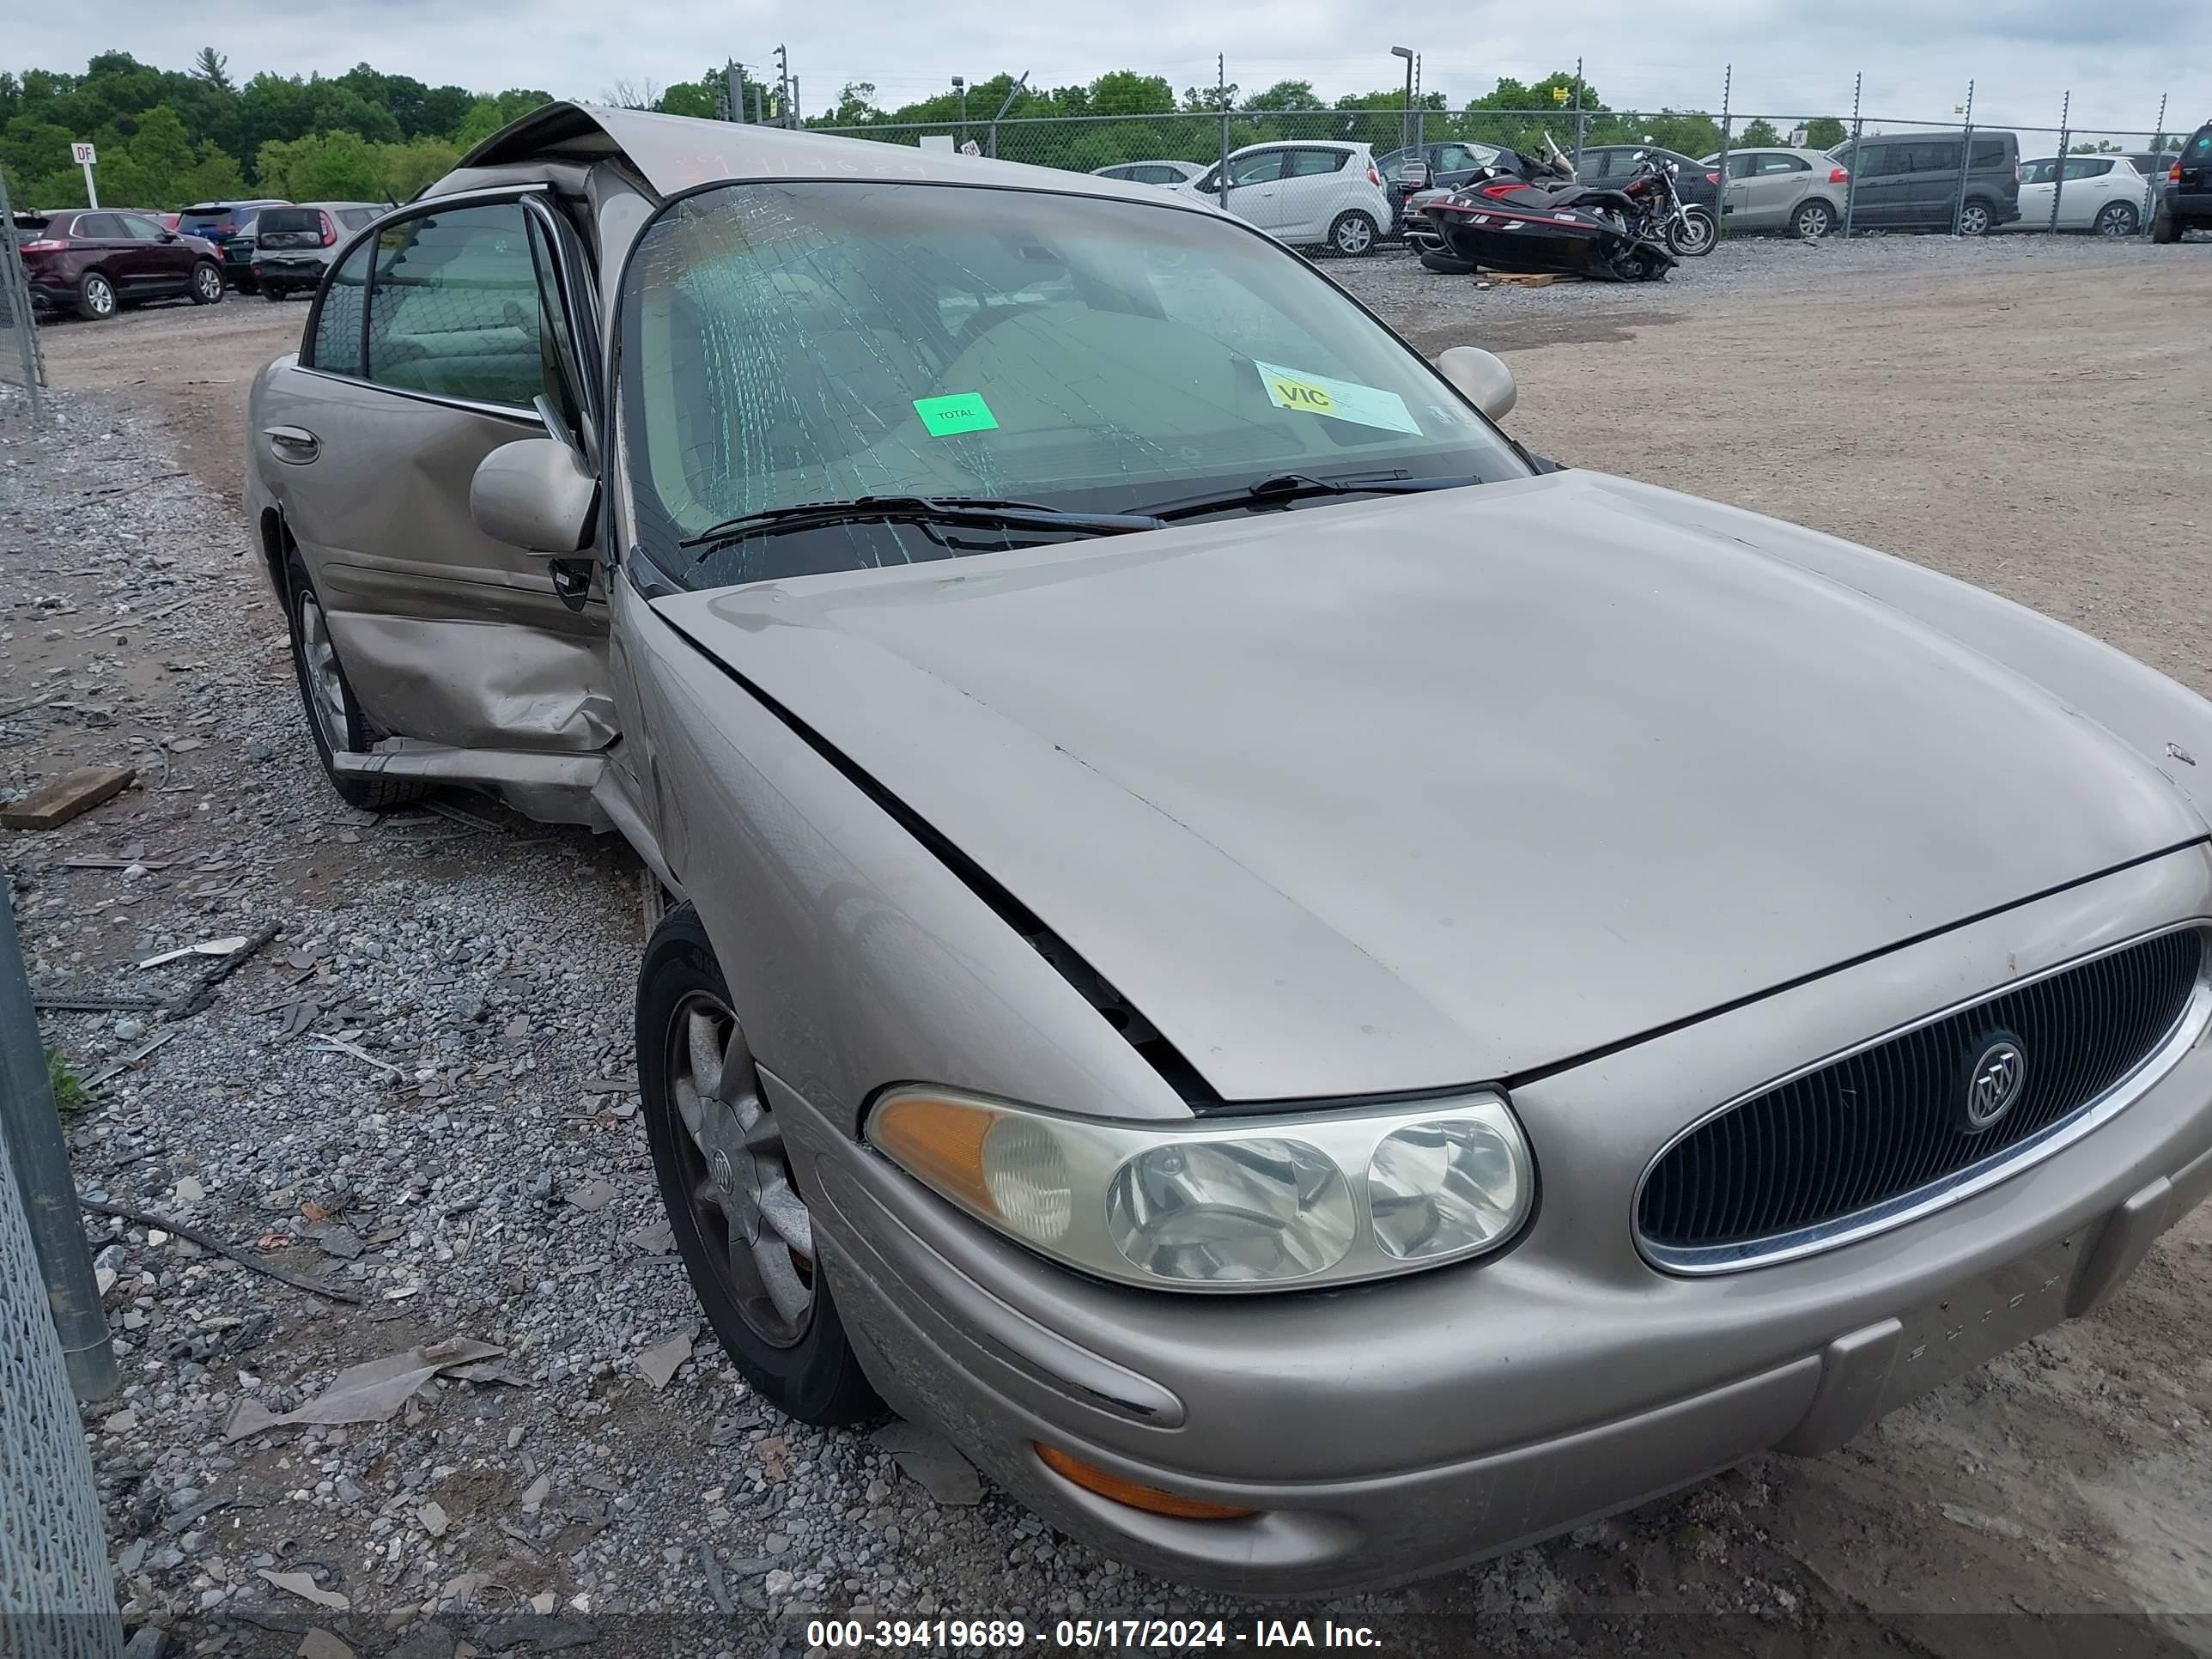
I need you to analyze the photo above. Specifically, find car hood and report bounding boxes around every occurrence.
[653,469,2204,1102]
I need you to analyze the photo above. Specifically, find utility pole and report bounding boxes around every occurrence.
[724,60,744,123]
[775,44,790,128]
[1389,46,1414,155]
[790,76,800,127]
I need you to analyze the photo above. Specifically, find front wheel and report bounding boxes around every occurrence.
[1667,206,1716,256]
[283,550,425,811]
[1955,200,1993,236]
[2094,201,2138,238]
[1419,249,1482,276]
[75,271,117,321]
[2152,202,2182,244]
[638,906,882,1427]
[1328,211,1378,256]
[188,261,224,305]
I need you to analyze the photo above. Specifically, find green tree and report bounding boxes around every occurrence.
[374,137,458,199]
[1242,80,1325,113]
[257,129,386,200]
[1803,116,1847,149]
[191,48,232,92]
[452,89,553,149]
[1737,118,1784,148]
[1089,71,1175,117]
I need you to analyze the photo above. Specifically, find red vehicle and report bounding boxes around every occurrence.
[11,209,225,320]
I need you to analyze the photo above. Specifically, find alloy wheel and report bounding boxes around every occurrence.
[667,993,816,1348]
[1958,204,1990,236]
[1335,216,1374,254]
[295,591,350,754]
[86,277,114,317]
[196,265,222,301]
[1797,204,1832,238]
[2096,204,2136,237]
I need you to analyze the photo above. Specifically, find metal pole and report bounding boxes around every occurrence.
[1572,58,1586,174]
[1950,79,1974,234]
[2048,90,2069,232]
[1414,55,1424,150]
[1217,54,1230,210]
[753,83,765,125]
[725,61,741,124]
[1714,64,1732,242]
[775,44,790,128]
[2144,92,2167,238]
[0,894,116,1401]
[986,72,1027,160]
[1842,72,1863,236]
[0,168,46,423]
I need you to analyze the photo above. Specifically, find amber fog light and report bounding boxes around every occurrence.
[1035,1444,1255,1520]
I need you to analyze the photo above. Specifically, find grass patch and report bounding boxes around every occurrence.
[46,1048,89,1113]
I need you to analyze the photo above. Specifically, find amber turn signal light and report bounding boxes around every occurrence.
[1035,1444,1255,1521]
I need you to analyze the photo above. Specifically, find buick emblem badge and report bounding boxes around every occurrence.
[1962,1036,2027,1133]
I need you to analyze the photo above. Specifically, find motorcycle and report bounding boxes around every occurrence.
[1415,136,1706,282]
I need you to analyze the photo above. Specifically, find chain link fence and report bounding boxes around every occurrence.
[809,99,2190,245]
[0,1126,119,1659]
[0,167,49,421]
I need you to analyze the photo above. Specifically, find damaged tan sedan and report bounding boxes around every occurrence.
[246,104,2212,1595]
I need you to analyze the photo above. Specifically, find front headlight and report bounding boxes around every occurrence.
[868,1087,1534,1292]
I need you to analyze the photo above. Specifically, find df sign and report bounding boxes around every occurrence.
[70,143,97,165]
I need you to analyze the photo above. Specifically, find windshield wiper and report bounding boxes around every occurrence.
[1142,471,1481,523]
[682,495,1165,558]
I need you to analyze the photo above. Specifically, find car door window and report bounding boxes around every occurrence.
[363,201,558,410]
[337,208,376,232]
[1970,141,2008,172]
[312,240,372,377]
[1754,154,1808,175]
[1284,149,1347,178]
[2062,157,2113,180]
[1229,151,1287,187]
[118,214,167,240]
[1915,142,1961,173]
[1852,145,1894,177]
[76,213,124,240]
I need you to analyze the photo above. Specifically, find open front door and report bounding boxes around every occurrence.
[252,188,616,769]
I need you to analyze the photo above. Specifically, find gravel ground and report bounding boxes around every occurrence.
[4,233,2212,1659]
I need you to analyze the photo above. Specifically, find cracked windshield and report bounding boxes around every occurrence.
[619,180,1526,587]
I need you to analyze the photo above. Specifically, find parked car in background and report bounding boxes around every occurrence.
[2014,155,2148,236]
[11,209,223,319]
[252,203,386,301]
[1374,139,1505,228]
[1182,140,1391,254]
[178,198,289,292]
[1826,131,2020,234]
[2123,151,2179,185]
[1091,160,1205,188]
[2154,122,2212,242]
[1700,147,1851,237]
[245,101,2212,1597]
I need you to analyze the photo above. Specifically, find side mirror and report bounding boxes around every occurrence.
[470,437,597,554]
[1399,161,1435,190]
[158,230,177,242]
[1435,345,1516,422]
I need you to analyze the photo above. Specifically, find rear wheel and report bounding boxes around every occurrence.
[1329,211,1379,256]
[1792,198,1836,239]
[75,271,117,321]
[262,284,290,302]
[188,261,224,305]
[2151,202,2181,243]
[234,270,258,295]
[639,906,881,1426]
[1955,199,1993,236]
[283,550,426,811]
[2093,202,2138,238]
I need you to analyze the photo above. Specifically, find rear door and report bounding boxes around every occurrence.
[2059,156,2114,227]
[1735,152,1812,228]
[117,212,192,291]
[252,189,616,757]
[71,214,141,295]
[1905,139,1963,226]
[1275,147,1351,240]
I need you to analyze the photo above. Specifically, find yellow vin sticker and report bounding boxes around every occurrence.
[1253,360,1422,435]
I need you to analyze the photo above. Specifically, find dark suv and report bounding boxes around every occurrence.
[1826,130,2021,234]
[177,199,290,292]
[13,210,225,319]
[2153,123,2212,241]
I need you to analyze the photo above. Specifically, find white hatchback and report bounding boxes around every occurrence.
[1180,141,1393,255]
[2014,155,2151,236]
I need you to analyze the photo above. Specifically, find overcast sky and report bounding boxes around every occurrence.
[15,1,2206,138]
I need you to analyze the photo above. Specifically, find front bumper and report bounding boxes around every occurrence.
[775,849,2212,1595]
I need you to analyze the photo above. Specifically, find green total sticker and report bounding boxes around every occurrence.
[913,392,1000,437]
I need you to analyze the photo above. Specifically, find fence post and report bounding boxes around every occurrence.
[1713,64,1732,242]
[1841,72,1863,237]
[0,169,46,423]
[0,894,114,1401]
[1216,54,1231,210]
[2143,91,2167,238]
[1950,79,1975,234]
[1571,57,1586,174]
[2048,91,2069,232]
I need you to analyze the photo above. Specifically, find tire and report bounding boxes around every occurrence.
[1668,206,1716,256]
[1419,249,1482,276]
[2152,202,2181,244]
[188,261,224,305]
[282,549,427,811]
[1955,199,1993,237]
[1328,211,1379,257]
[2093,202,2138,238]
[638,905,882,1427]
[234,270,258,295]
[74,270,117,321]
[262,284,289,302]
[1792,198,1836,240]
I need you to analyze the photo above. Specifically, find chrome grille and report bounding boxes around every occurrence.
[1637,927,2207,1273]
